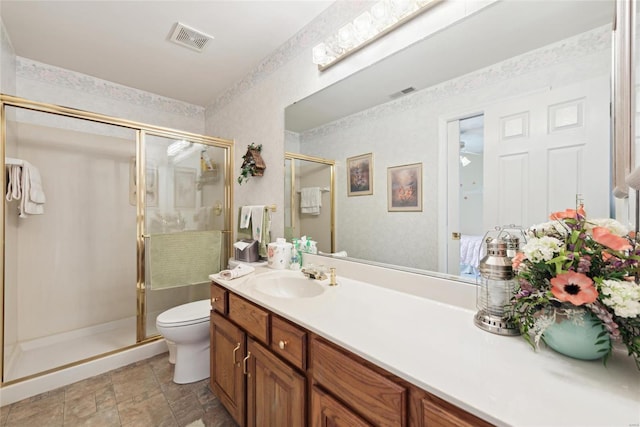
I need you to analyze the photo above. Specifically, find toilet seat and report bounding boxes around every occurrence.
[156,299,211,328]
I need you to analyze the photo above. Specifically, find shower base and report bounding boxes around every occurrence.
[4,316,138,382]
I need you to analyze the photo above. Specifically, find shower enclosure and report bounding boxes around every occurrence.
[284,152,335,253]
[0,95,233,384]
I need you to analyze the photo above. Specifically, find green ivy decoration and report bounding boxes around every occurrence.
[238,143,264,185]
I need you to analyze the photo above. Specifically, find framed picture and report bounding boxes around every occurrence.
[387,163,422,212]
[129,157,158,207]
[347,153,373,196]
[174,167,197,208]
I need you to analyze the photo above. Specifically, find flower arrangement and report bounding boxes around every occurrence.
[508,205,640,368]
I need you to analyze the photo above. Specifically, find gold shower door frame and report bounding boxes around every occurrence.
[285,152,336,253]
[0,94,234,385]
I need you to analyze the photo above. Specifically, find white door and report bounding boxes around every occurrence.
[483,76,610,229]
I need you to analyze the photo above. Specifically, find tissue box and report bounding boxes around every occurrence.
[235,239,259,262]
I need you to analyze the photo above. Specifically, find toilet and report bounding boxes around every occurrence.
[156,299,211,384]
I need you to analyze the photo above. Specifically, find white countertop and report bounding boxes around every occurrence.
[211,264,640,427]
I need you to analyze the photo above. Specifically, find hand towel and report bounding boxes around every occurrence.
[251,205,265,242]
[301,187,321,215]
[6,164,22,201]
[148,230,222,290]
[19,161,45,217]
[240,205,252,229]
[218,264,255,280]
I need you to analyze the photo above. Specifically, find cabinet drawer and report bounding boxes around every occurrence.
[270,315,306,370]
[210,282,228,314]
[228,293,269,343]
[311,338,406,427]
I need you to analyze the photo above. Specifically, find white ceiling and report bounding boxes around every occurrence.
[0,0,334,107]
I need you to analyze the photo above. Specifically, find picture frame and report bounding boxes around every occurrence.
[347,153,373,196]
[174,167,197,208]
[129,157,158,207]
[387,163,422,212]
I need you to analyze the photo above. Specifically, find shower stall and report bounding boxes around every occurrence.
[0,95,233,385]
[284,152,335,254]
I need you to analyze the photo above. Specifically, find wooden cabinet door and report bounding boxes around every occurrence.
[211,312,245,426]
[410,388,493,427]
[246,338,305,427]
[311,386,372,427]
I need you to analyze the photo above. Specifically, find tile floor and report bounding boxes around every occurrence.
[0,352,237,427]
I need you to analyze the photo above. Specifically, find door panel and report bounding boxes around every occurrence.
[483,77,610,229]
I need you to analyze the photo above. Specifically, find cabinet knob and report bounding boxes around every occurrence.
[278,340,288,350]
[211,297,220,303]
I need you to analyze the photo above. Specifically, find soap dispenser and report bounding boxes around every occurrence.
[290,246,301,270]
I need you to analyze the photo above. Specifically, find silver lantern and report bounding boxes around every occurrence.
[474,237,520,335]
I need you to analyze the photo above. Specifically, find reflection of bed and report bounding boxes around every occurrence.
[460,235,484,276]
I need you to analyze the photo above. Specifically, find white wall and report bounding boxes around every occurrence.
[15,58,205,135]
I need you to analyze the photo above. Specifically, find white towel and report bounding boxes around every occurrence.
[6,164,22,201]
[460,235,484,268]
[218,264,255,280]
[19,161,45,217]
[251,205,265,242]
[240,205,252,229]
[301,187,321,215]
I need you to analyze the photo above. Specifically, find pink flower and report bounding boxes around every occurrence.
[592,226,632,251]
[549,206,586,221]
[550,271,598,306]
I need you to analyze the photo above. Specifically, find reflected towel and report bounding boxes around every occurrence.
[19,161,46,217]
[148,230,222,290]
[301,187,321,215]
[219,264,255,280]
[460,235,484,268]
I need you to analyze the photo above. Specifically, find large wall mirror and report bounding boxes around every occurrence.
[285,0,624,281]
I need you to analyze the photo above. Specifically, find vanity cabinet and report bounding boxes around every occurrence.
[210,282,307,427]
[246,337,306,426]
[311,336,406,426]
[210,311,245,425]
[210,281,493,427]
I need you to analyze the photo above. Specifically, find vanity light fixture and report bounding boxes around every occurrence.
[312,0,443,71]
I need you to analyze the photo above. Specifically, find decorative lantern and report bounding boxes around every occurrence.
[474,237,520,335]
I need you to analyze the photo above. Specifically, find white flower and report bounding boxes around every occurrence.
[600,279,640,318]
[585,218,630,236]
[522,236,564,263]
[527,221,569,239]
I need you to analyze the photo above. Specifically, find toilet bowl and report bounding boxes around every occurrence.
[156,299,211,384]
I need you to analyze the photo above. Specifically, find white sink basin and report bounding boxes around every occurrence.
[247,270,325,299]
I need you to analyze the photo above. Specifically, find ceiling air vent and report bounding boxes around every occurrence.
[169,22,214,53]
[389,86,416,99]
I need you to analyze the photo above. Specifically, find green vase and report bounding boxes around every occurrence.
[542,309,610,361]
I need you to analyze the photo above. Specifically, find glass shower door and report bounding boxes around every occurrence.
[3,107,137,382]
[143,135,228,338]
